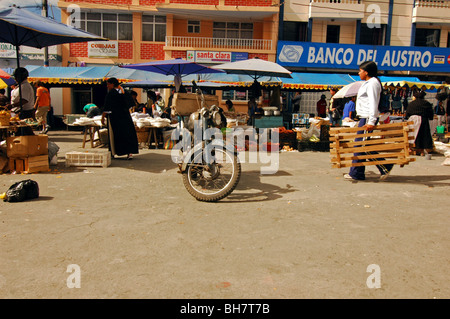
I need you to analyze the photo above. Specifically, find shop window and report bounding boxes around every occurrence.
[213,22,253,46]
[360,24,386,45]
[222,90,250,101]
[188,21,200,34]
[415,28,440,47]
[142,15,166,42]
[282,22,307,42]
[326,25,340,44]
[447,32,450,48]
[80,12,132,41]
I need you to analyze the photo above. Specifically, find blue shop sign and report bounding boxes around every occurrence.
[232,52,248,62]
[277,41,450,72]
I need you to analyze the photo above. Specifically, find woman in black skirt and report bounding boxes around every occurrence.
[405,91,434,156]
[101,77,139,160]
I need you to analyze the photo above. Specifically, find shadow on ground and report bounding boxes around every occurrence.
[347,170,450,188]
[223,170,297,203]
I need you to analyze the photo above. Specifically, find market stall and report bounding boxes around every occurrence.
[0,114,50,174]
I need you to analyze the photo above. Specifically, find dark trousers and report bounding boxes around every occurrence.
[349,118,393,180]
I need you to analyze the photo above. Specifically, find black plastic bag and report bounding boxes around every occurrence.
[3,179,39,202]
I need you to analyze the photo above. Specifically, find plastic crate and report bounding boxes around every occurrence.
[65,150,111,168]
[63,114,86,126]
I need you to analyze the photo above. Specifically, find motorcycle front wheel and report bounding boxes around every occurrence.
[182,148,241,202]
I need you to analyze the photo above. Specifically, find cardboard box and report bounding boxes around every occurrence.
[172,93,219,116]
[9,155,49,173]
[6,135,48,158]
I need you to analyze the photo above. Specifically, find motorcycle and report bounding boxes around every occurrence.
[174,81,241,202]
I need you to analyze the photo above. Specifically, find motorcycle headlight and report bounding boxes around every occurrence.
[211,111,222,126]
[187,112,200,132]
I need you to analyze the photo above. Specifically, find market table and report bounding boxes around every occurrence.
[135,126,159,149]
[0,124,37,141]
[82,124,103,148]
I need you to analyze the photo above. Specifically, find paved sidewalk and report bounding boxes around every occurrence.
[0,130,449,299]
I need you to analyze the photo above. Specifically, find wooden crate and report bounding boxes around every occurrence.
[171,92,218,116]
[329,122,415,168]
[9,155,49,173]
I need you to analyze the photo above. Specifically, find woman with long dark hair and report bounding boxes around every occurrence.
[101,77,139,160]
[344,61,394,181]
[405,91,434,156]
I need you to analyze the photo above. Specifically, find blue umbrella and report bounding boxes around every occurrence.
[0,6,107,108]
[120,58,224,92]
[0,6,107,67]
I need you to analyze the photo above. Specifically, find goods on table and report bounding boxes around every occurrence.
[131,113,171,128]
[292,113,310,126]
[72,116,102,126]
[0,110,11,126]
[224,112,248,128]
[329,122,415,168]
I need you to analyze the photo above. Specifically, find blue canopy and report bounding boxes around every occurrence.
[105,66,176,82]
[26,66,109,84]
[120,58,224,77]
[282,73,356,90]
[122,79,239,89]
[350,75,444,91]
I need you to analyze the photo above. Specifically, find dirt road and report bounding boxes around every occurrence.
[1,130,449,299]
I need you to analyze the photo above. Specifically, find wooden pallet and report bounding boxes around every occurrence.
[9,155,49,173]
[329,122,415,168]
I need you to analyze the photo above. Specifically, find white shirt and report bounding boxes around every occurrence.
[355,77,381,126]
[11,80,35,111]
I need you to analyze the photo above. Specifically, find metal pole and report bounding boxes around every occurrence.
[43,0,49,67]
[14,25,23,110]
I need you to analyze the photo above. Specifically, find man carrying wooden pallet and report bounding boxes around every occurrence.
[343,61,394,181]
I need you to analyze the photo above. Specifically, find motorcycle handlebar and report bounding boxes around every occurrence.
[192,80,201,94]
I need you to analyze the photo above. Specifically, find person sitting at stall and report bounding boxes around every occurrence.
[154,92,165,114]
[247,96,261,125]
[0,89,8,107]
[129,90,140,113]
[83,103,102,118]
[6,67,35,120]
[225,99,235,113]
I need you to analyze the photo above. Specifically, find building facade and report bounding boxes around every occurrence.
[16,0,448,115]
[55,0,281,113]
[279,0,450,78]
[277,0,450,114]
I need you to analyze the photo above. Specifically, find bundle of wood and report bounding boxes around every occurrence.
[329,122,415,168]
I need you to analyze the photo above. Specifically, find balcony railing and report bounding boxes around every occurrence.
[310,0,362,3]
[415,0,450,8]
[413,0,450,23]
[309,0,365,19]
[165,36,272,51]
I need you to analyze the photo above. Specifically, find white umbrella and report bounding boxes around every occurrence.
[333,81,365,99]
[211,57,292,80]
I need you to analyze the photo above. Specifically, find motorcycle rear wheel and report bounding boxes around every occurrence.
[182,148,241,202]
